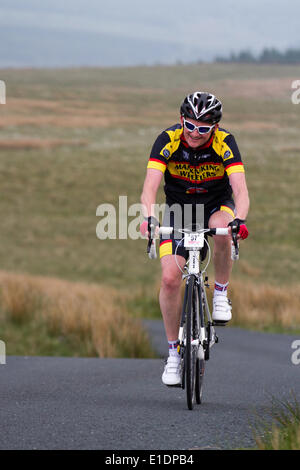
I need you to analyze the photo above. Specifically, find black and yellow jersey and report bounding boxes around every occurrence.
[147,124,244,205]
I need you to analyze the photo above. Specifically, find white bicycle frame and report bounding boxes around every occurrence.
[149,226,231,353]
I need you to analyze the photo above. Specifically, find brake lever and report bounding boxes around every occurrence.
[147,237,153,254]
[231,227,239,259]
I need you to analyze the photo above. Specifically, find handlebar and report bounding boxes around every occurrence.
[157,227,230,236]
[147,226,239,260]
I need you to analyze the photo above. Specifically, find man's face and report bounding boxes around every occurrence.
[180,116,215,149]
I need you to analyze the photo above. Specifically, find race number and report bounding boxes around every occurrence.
[184,232,204,249]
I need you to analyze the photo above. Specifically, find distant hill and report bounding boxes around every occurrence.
[0,25,192,68]
[216,47,300,64]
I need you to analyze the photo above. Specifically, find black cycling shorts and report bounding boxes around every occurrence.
[159,199,235,260]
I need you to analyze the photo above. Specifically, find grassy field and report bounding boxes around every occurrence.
[0,63,299,355]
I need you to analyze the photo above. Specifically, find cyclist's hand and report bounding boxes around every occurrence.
[228,218,249,240]
[140,216,160,238]
[140,220,149,237]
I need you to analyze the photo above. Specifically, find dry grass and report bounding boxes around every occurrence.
[228,279,300,331]
[0,271,154,358]
[0,93,174,129]
[0,139,87,150]
[219,77,294,99]
[191,277,300,331]
[0,110,172,129]
[256,422,300,450]
[134,275,300,332]
[224,120,280,131]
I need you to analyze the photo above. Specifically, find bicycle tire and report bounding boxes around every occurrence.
[195,284,205,404]
[185,275,197,410]
[179,285,189,391]
[195,357,205,404]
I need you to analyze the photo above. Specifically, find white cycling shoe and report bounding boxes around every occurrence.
[212,296,232,325]
[162,356,181,386]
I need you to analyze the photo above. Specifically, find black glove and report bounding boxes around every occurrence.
[228,218,249,240]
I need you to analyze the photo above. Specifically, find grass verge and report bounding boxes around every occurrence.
[130,277,300,334]
[254,394,300,450]
[0,270,156,358]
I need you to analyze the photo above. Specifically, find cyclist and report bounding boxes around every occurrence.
[140,92,250,386]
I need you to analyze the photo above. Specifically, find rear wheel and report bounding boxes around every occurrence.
[195,356,205,404]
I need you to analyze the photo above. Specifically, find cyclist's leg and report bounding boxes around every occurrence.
[208,202,234,322]
[159,253,186,342]
[208,209,233,284]
[159,200,187,342]
[208,203,234,284]
[160,250,187,386]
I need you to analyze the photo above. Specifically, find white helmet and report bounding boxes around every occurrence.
[180,92,222,124]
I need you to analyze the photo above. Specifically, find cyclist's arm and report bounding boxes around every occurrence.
[228,172,250,221]
[140,168,163,218]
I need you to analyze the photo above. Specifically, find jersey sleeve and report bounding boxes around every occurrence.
[222,134,244,176]
[147,131,171,174]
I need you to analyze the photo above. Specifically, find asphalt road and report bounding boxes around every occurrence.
[0,321,299,450]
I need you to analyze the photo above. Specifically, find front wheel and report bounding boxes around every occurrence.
[195,283,206,404]
[185,275,197,410]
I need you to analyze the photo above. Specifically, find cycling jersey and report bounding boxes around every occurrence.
[147,124,244,206]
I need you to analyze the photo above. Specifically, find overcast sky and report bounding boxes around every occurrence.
[0,0,299,66]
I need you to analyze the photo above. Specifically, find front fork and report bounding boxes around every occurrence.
[177,275,218,361]
[177,275,204,355]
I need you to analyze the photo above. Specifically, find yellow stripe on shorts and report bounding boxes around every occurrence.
[220,205,235,218]
[159,240,173,258]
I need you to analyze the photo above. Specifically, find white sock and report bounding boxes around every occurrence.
[214,281,229,297]
[168,340,180,358]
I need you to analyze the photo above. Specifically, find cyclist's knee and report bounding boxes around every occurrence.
[160,254,185,292]
[161,271,181,291]
[209,210,232,248]
[209,210,232,229]
[161,266,182,292]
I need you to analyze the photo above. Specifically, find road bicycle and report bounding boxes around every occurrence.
[147,224,239,410]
